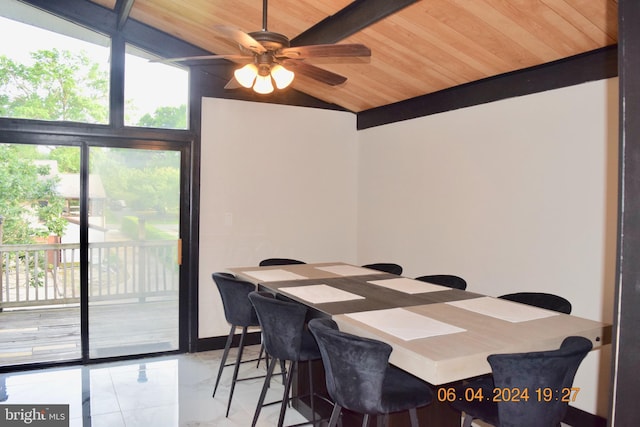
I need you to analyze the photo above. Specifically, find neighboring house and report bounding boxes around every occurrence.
[34,160,108,255]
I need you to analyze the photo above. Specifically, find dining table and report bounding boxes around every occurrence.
[227,261,611,426]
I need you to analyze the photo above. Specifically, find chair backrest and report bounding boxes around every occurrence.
[498,292,572,314]
[362,263,403,275]
[308,318,392,414]
[414,274,467,290]
[488,336,592,427]
[211,272,259,327]
[258,258,306,266]
[248,291,308,361]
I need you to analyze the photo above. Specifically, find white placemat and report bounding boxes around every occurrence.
[241,269,307,282]
[367,278,450,294]
[280,284,365,304]
[314,264,380,276]
[446,296,559,323]
[345,308,466,341]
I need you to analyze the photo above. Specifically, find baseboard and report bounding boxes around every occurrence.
[563,405,607,427]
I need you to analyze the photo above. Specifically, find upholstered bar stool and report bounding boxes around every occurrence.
[308,318,434,427]
[414,274,467,290]
[259,258,306,266]
[498,292,572,314]
[249,291,322,427]
[361,263,403,275]
[449,336,592,427]
[211,272,265,417]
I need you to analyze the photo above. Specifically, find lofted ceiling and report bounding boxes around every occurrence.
[89,0,618,113]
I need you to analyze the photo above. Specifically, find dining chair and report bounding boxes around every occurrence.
[248,291,322,427]
[361,263,403,275]
[259,258,306,266]
[414,274,467,290]
[211,272,266,417]
[448,336,592,427]
[498,292,572,314]
[308,318,434,427]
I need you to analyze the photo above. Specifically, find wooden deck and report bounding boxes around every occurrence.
[0,299,178,367]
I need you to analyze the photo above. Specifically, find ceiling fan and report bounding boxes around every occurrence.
[156,0,371,94]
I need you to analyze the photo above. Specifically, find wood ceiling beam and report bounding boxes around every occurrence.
[291,0,418,46]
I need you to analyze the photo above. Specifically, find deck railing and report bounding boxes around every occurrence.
[0,241,179,309]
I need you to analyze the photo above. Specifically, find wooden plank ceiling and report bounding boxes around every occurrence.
[91,0,618,113]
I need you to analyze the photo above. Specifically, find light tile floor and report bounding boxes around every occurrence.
[0,345,309,427]
[0,347,570,427]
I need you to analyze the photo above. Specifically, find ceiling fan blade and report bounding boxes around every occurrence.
[150,54,250,64]
[278,44,371,59]
[224,77,242,90]
[281,60,347,86]
[213,24,267,54]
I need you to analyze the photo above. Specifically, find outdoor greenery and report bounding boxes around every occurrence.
[0,49,184,245]
[0,144,66,244]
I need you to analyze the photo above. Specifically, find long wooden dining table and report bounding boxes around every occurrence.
[227,262,611,425]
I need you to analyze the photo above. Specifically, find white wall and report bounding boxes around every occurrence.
[198,79,618,416]
[198,98,358,338]
[357,79,619,416]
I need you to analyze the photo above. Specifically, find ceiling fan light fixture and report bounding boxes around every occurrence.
[271,64,294,89]
[234,63,258,88]
[253,74,274,94]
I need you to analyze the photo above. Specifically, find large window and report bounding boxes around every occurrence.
[0,0,190,130]
[0,0,111,124]
[125,44,189,130]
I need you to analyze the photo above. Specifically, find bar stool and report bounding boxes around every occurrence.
[449,336,592,427]
[414,274,467,290]
[211,272,265,417]
[362,263,403,275]
[308,318,434,427]
[248,291,322,427]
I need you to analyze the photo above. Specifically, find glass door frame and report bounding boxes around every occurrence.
[80,137,191,363]
[0,130,192,369]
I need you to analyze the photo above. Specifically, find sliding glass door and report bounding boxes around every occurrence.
[87,147,181,359]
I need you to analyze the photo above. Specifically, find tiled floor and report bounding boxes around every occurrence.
[0,345,309,427]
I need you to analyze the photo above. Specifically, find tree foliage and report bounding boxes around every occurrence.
[0,49,109,123]
[138,104,187,129]
[0,145,67,244]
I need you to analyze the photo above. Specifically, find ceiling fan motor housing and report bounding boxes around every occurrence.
[249,30,290,51]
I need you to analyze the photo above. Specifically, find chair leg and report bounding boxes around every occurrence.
[308,360,316,427]
[280,359,287,386]
[278,360,296,427]
[225,326,248,417]
[212,324,235,398]
[251,357,278,427]
[408,408,419,427]
[328,404,342,427]
[462,414,474,427]
[257,342,265,368]
[362,413,370,427]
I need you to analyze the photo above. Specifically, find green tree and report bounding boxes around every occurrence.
[49,146,81,173]
[0,49,108,123]
[0,144,67,244]
[138,104,187,129]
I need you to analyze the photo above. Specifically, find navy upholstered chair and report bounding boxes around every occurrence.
[499,292,572,314]
[362,263,403,275]
[308,318,434,427]
[259,258,306,266]
[248,291,322,427]
[449,336,592,427]
[211,272,264,417]
[414,274,467,290]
